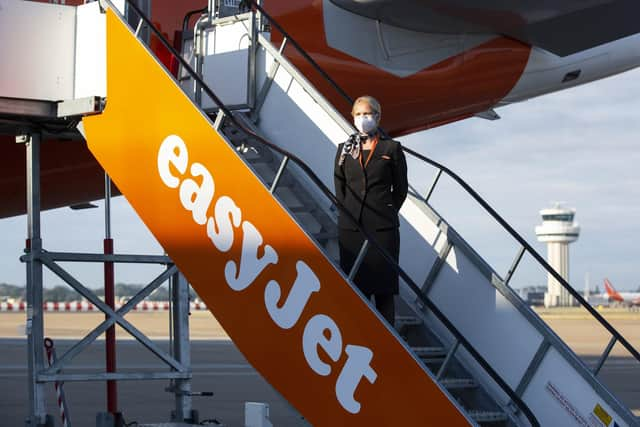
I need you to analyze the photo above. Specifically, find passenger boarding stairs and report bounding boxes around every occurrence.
[5,0,638,425]
[221,115,517,426]
[174,3,639,427]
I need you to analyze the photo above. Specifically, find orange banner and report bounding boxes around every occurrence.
[82,9,470,425]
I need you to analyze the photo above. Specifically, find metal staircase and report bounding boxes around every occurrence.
[217,111,519,425]
[173,2,640,426]
[81,2,512,425]
[220,113,341,264]
[113,1,544,423]
[9,0,630,424]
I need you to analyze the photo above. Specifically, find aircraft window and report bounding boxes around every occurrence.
[542,214,574,221]
[562,70,581,83]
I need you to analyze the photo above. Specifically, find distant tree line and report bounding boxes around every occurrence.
[0,283,25,300]
[0,283,199,302]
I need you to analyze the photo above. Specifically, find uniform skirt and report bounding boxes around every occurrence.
[338,227,400,296]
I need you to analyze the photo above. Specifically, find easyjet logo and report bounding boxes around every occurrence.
[157,135,378,414]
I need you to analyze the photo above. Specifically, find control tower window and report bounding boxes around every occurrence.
[542,214,574,222]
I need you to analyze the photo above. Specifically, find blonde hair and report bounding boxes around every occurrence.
[352,95,381,117]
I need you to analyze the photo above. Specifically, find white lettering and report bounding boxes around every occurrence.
[225,221,278,291]
[158,135,188,188]
[157,134,379,415]
[265,261,321,329]
[179,162,215,225]
[303,314,342,376]
[335,345,377,414]
[207,196,242,252]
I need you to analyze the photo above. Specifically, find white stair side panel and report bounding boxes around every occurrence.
[74,1,106,99]
[254,49,350,220]
[250,36,546,406]
[523,347,632,427]
[193,27,636,424]
[257,62,350,189]
[0,0,76,101]
[251,39,448,299]
[201,20,251,108]
[397,201,450,302]
[252,37,458,343]
[427,245,545,390]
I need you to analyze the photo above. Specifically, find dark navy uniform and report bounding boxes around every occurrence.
[334,136,408,301]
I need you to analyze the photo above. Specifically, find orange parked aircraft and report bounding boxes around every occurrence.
[2,0,640,218]
[603,279,640,306]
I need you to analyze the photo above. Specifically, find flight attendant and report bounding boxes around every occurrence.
[334,96,408,325]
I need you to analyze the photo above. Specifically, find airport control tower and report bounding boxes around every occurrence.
[535,204,580,307]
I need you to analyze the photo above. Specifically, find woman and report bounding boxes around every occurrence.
[334,96,408,325]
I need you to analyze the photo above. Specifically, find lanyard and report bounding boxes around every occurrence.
[358,135,379,169]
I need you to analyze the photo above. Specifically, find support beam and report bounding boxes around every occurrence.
[251,37,287,122]
[41,266,177,375]
[39,252,171,264]
[171,272,193,422]
[41,257,186,372]
[421,240,453,294]
[516,339,550,397]
[38,372,192,382]
[24,132,50,426]
[593,336,617,376]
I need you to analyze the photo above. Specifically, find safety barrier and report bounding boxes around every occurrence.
[0,301,208,312]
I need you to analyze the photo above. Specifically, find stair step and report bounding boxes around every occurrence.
[421,358,447,367]
[467,410,508,423]
[275,186,305,210]
[411,346,447,358]
[224,128,248,143]
[251,162,276,184]
[294,212,322,235]
[323,238,340,261]
[312,230,338,241]
[395,315,422,328]
[440,378,477,390]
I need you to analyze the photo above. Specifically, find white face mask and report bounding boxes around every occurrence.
[354,114,378,134]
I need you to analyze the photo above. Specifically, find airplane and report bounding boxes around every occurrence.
[603,278,640,306]
[3,3,640,424]
[2,0,640,219]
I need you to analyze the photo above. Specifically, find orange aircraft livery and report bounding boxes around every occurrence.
[82,9,471,425]
[0,0,533,218]
[265,0,532,135]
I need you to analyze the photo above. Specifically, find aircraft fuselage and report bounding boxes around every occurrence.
[1,0,640,217]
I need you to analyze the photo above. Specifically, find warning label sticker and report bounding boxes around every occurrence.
[593,403,612,426]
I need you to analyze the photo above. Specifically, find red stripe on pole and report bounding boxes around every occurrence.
[45,339,69,427]
[104,238,117,414]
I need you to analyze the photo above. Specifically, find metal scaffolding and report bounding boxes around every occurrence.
[20,132,195,426]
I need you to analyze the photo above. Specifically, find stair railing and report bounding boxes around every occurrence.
[246,0,640,371]
[115,1,540,425]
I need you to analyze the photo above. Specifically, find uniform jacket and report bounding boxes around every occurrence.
[334,137,408,231]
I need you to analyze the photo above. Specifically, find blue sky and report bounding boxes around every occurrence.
[1,68,639,291]
[402,68,640,292]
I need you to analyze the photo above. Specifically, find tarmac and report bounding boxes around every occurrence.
[0,309,638,426]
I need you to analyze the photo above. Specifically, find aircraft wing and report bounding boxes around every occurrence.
[328,0,640,57]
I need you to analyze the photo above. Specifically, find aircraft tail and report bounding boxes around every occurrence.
[604,278,624,302]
